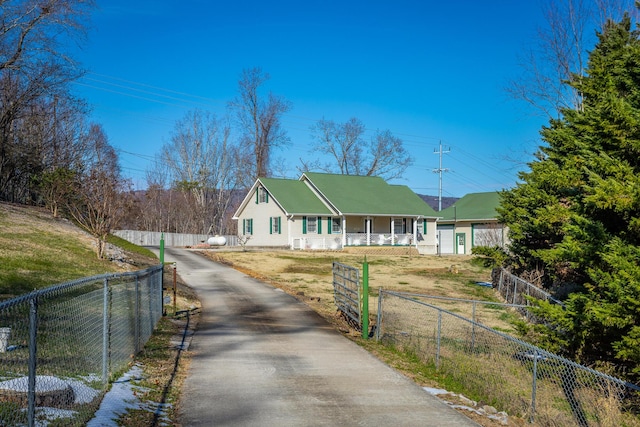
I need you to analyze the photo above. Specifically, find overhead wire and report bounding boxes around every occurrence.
[75,72,521,194]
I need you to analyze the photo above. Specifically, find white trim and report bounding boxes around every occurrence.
[413,218,418,247]
[341,217,347,247]
[392,218,398,244]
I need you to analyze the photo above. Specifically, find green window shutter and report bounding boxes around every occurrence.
[327,217,332,234]
[302,216,307,234]
[423,220,427,234]
[242,219,246,234]
[266,191,269,203]
[255,190,258,204]
[269,217,273,235]
[250,219,253,235]
[317,217,322,234]
[278,217,282,234]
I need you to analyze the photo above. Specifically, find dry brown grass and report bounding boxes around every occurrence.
[200,248,517,333]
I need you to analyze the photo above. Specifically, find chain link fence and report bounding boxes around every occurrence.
[0,265,164,427]
[377,290,640,427]
[495,267,564,307]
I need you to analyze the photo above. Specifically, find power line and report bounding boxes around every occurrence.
[77,72,444,142]
[432,142,450,211]
[75,72,522,195]
[87,72,226,105]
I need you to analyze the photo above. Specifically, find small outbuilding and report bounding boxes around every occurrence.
[435,191,508,255]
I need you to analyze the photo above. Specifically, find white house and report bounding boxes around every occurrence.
[233,172,440,254]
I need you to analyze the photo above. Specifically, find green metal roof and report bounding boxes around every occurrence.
[437,192,501,221]
[302,172,438,217]
[259,177,333,215]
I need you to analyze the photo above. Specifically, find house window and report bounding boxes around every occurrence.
[307,216,317,233]
[393,218,407,234]
[270,216,281,234]
[243,218,253,235]
[303,216,323,234]
[257,186,268,203]
[331,218,341,234]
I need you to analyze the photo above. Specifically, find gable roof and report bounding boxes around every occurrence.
[301,172,438,217]
[437,192,501,221]
[234,173,439,219]
[259,177,333,215]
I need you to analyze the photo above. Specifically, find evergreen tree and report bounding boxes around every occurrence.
[499,13,640,379]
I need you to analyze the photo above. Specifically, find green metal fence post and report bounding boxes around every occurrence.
[160,232,165,265]
[362,256,369,340]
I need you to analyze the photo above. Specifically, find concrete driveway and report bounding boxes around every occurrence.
[159,247,479,426]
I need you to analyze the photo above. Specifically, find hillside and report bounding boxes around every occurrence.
[0,202,157,300]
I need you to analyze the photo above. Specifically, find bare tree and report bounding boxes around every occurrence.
[160,109,242,234]
[507,0,636,119]
[0,0,94,203]
[0,0,93,73]
[229,67,291,184]
[34,97,89,216]
[0,65,86,202]
[65,124,131,259]
[307,117,412,180]
[137,156,170,231]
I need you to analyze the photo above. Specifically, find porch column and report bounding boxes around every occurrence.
[342,216,347,247]
[288,216,293,249]
[413,218,418,248]
[391,218,395,246]
[366,217,371,246]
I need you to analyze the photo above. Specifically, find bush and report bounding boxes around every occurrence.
[471,246,508,268]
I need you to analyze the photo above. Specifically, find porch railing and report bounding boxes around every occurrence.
[346,233,413,246]
[292,233,414,249]
[292,236,343,250]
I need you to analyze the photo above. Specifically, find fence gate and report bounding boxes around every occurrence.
[332,262,361,329]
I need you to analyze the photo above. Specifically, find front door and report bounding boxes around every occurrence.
[456,233,466,254]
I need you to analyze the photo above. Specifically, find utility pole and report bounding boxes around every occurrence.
[433,142,450,211]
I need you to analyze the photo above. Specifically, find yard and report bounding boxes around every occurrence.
[200,248,517,336]
[198,248,530,426]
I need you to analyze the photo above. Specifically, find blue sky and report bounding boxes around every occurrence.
[71,0,551,197]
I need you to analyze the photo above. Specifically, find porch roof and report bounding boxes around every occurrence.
[302,172,438,217]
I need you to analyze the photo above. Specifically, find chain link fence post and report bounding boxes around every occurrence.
[436,311,441,370]
[159,232,165,265]
[134,274,140,354]
[27,296,38,427]
[530,349,538,423]
[102,277,109,385]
